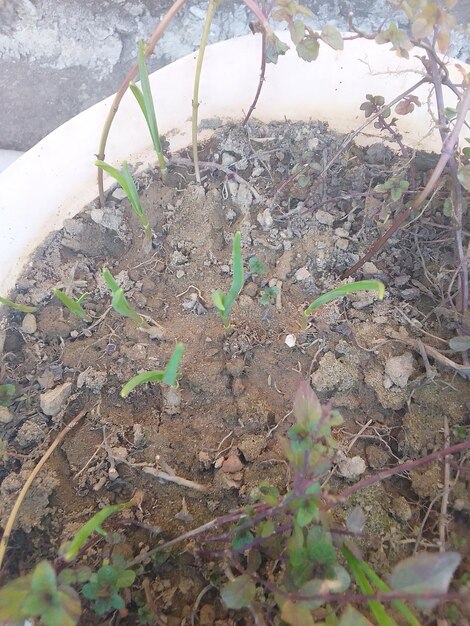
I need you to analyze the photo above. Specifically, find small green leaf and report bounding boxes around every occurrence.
[280,599,315,626]
[390,551,461,610]
[289,20,305,46]
[296,36,320,62]
[248,256,265,275]
[339,606,374,626]
[232,529,254,551]
[458,164,470,191]
[0,384,15,407]
[265,33,289,64]
[304,280,385,317]
[116,569,136,589]
[449,335,470,352]
[53,289,91,322]
[0,296,37,313]
[220,575,256,609]
[320,25,344,50]
[295,498,318,527]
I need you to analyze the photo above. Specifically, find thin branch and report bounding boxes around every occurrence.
[0,409,88,570]
[243,27,267,125]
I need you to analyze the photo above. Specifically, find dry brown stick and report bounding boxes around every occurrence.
[342,84,470,278]
[0,409,87,570]
[440,414,451,552]
[387,329,470,376]
[97,0,189,206]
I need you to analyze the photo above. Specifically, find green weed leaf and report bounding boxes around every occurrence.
[0,383,15,407]
[220,575,256,609]
[389,551,461,610]
[53,289,91,322]
[0,296,37,313]
[458,164,470,191]
[296,36,320,61]
[449,335,470,352]
[339,606,374,626]
[265,33,289,64]
[320,25,343,50]
[280,599,315,626]
[304,280,385,317]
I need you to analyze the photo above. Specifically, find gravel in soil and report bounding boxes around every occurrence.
[1,119,469,623]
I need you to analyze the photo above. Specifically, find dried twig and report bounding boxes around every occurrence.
[142,466,208,492]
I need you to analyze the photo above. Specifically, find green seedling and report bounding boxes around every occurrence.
[95,160,152,240]
[129,40,167,178]
[102,268,147,327]
[248,256,265,275]
[82,558,136,616]
[375,176,410,202]
[260,286,278,305]
[53,289,91,322]
[303,280,385,324]
[60,500,137,563]
[212,232,244,328]
[120,342,184,397]
[0,384,15,407]
[0,296,37,313]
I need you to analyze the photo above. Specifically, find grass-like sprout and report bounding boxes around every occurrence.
[0,296,37,313]
[212,232,244,328]
[303,280,385,326]
[102,268,147,327]
[192,0,218,182]
[121,342,184,397]
[95,160,152,240]
[53,288,91,322]
[129,39,167,179]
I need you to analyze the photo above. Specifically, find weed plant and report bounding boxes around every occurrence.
[212,231,244,328]
[53,288,91,322]
[102,267,147,327]
[120,342,184,397]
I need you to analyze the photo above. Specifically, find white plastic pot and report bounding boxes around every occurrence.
[0,32,467,296]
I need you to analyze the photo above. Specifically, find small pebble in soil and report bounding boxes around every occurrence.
[391,495,413,522]
[336,451,366,479]
[222,452,243,473]
[384,351,414,389]
[21,313,37,334]
[133,423,145,448]
[198,450,212,470]
[362,262,380,275]
[285,334,296,347]
[40,381,72,416]
[335,238,349,250]
[176,270,185,279]
[315,210,335,226]
[162,386,181,415]
[0,406,13,424]
[295,266,311,281]
[15,421,45,448]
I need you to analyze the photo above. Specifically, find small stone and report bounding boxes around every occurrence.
[244,282,258,297]
[365,444,390,469]
[232,378,245,397]
[384,352,414,388]
[199,604,216,626]
[257,208,273,230]
[334,227,349,238]
[238,434,266,462]
[176,270,185,279]
[40,382,72,416]
[133,423,145,448]
[285,334,297,347]
[220,265,230,273]
[222,453,244,473]
[21,313,37,334]
[275,249,293,280]
[315,210,335,226]
[238,295,252,307]
[391,496,412,522]
[0,406,13,424]
[15,421,45,448]
[214,456,224,469]
[108,467,119,481]
[362,262,379,275]
[141,278,156,296]
[335,238,349,250]
[225,208,237,222]
[295,266,311,281]
[198,451,212,470]
[336,451,366,479]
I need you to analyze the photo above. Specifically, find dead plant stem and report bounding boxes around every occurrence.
[0,409,87,570]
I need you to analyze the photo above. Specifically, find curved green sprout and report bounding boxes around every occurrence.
[211,232,244,328]
[120,343,184,397]
[0,296,37,313]
[95,160,152,240]
[102,268,147,327]
[303,280,385,319]
[130,40,167,178]
[60,500,137,563]
[53,289,91,322]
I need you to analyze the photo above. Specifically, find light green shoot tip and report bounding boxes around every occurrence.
[304,280,385,318]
